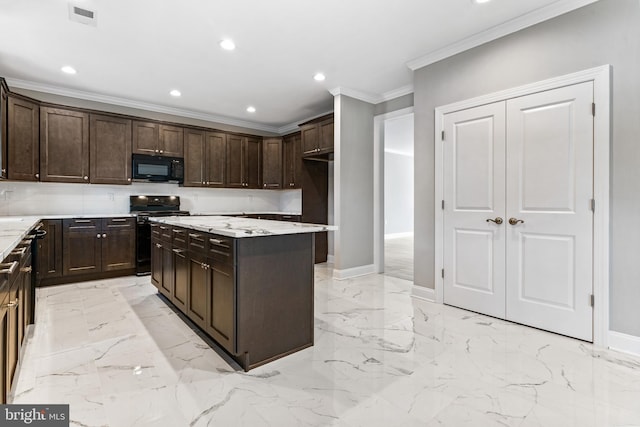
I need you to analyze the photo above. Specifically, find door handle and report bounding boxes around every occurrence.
[486,217,503,225]
[509,218,525,225]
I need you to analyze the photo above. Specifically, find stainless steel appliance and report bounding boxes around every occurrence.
[132,154,184,183]
[130,195,189,275]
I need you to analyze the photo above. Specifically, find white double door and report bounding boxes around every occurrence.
[443,82,594,341]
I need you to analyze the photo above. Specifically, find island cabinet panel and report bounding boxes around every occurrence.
[7,96,39,181]
[160,244,174,300]
[187,251,208,329]
[261,137,282,189]
[206,235,236,354]
[150,237,163,290]
[235,233,314,369]
[172,247,188,312]
[132,121,159,155]
[36,219,63,282]
[89,114,132,185]
[0,299,7,403]
[40,107,90,183]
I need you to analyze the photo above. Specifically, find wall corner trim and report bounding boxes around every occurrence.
[333,264,376,280]
[412,285,436,302]
[608,331,640,357]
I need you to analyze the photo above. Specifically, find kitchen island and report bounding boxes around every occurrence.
[149,216,333,371]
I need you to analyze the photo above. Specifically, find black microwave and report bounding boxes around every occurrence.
[132,154,184,183]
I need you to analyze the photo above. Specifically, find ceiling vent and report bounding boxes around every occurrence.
[68,3,97,26]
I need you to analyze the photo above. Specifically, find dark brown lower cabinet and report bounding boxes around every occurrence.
[160,244,173,300]
[36,219,63,283]
[187,252,207,329]
[62,217,135,279]
[172,247,188,312]
[150,227,314,371]
[0,300,7,404]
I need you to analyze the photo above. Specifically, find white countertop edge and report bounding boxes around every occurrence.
[0,217,41,261]
[149,216,337,238]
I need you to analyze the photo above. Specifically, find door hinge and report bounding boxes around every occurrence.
[592,102,596,117]
[590,199,595,212]
[590,294,594,307]
[441,130,445,141]
[441,200,445,210]
[441,269,445,279]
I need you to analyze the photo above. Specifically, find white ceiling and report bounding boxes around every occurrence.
[0,0,596,133]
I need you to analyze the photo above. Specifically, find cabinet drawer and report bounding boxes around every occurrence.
[64,218,100,230]
[188,231,207,253]
[159,224,172,242]
[103,217,135,229]
[172,227,188,248]
[207,235,234,263]
[150,223,161,240]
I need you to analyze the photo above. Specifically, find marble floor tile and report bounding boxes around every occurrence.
[10,267,640,427]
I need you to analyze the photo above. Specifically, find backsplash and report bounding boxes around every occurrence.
[0,181,301,216]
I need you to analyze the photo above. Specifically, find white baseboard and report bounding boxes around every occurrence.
[608,330,640,357]
[333,264,376,280]
[384,232,414,240]
[411,285,436,302]
[326,254,335,264]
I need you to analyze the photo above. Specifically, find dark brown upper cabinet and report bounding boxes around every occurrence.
[282,132,301,189]
[132,121,183,157]
[184,129,226,188]
[7,96,39,181]
[301,115,333,158]
[262,137,282,189]
[183,128,206,187]
[0,81,7,179]
[40,107,89,183]
[226,135,260,189]
[90,114,132,185]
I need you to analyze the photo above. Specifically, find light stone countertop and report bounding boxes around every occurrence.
[150,215,336,238]
[0,214,136,261]
[190,211,301,216]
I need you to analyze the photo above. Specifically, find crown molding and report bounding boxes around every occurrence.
[406,0,599,71]
[329,87,379,104]
[5,77,282,134]
[379,84,414,103]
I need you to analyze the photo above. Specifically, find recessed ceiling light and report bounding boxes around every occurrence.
[313,73,326,82]
[246,106,256,113]
[169,89,181,97]
[474,0,491,3]
[61,65,77,75]
[220,39,236,51]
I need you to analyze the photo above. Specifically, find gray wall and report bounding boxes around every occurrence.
[374,93,414,116]
[335,95,375,271]
[384,152,414,235]
[413,0,640,337]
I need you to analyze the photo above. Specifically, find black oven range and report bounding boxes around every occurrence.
[130,195,189,275]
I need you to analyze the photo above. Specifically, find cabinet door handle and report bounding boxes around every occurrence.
[160,150,164,154]
[111,218,128,222]
[102,234,107,238]
[172,229,184,234]
[11,247,27,256]
[83,176,88,180]
[35,173,40,179]
[97,234,101,239]
[159,226,168,230]
[188,233,201,238]
[20,266,32,273]
[172,248,185,254]
[127,178,131,182]
[156,243,162,248]
[75,219,92,223]
[0,261,18,275]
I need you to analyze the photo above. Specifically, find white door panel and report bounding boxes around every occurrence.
[442,81,594,342]
[506,82,593,341]
[443,103,506,318]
